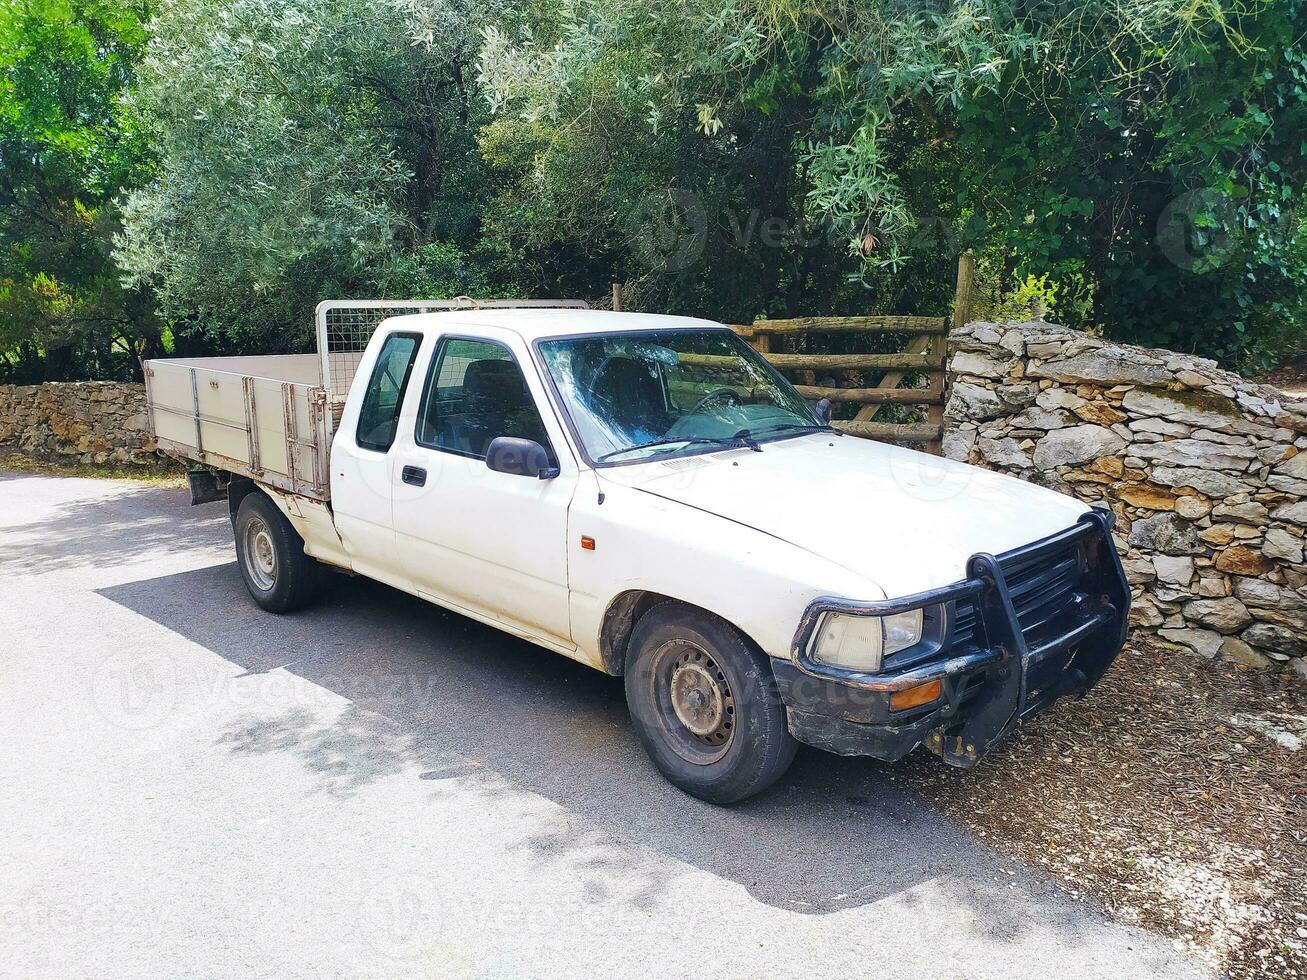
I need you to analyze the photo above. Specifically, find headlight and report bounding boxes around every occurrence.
[882,608,925,655]
[809,609,924,672]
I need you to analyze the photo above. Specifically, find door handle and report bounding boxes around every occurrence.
[401,465,427,487]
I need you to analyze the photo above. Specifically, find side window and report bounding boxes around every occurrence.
[356,332,421,452]
[416,338,551,458]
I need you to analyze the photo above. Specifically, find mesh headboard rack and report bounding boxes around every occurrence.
[314,299,590,413]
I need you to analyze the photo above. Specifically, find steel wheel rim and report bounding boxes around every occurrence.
[243,517,277,591]
[651,639,736,765]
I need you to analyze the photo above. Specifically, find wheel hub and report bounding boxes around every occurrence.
[254,533,275,574]
[670,661,725,736]
[243,517,278,591]
[651,642,737,765]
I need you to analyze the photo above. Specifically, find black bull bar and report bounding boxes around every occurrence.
[780,509,1132,767]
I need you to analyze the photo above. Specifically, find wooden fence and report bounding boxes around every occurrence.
[727,255,974,455]
[611,254,974,454]
[730,316,946,452]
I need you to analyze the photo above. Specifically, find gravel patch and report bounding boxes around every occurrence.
[0,448,183,485]
[905,638,1306,979]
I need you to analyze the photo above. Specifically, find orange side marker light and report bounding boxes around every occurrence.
[580,536,596,551]
[889,678,942,712]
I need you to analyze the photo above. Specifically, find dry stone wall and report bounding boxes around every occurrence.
[945,320,1307,675]
[0,382,159,467]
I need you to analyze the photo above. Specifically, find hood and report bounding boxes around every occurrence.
[597,433,1090,598]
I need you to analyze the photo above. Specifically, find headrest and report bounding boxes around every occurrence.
[463,359,527,402]
[593,356,658,396]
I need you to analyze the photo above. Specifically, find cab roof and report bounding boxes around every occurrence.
[377,308,729,343]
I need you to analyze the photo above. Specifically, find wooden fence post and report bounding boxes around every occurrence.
[927,251,976,455]
[612,282,624,312]
[951,252,975,332]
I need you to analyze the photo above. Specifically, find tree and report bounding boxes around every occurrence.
[478,0,1307,366]
[0,0,157,382]
[10,0,1299,377]
[475,1,946,323]
[116,0,510,354]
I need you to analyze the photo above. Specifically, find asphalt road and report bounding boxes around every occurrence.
[0,471,1209,979]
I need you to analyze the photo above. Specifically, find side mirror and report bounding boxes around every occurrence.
[814,397,833,425]
[486,436,560,480]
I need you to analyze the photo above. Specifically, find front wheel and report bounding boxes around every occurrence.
[233,491,320,613]
[624,603,797,804]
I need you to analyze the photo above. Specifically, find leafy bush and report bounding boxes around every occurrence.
[2,0,1302,376]
[479,0,1307,369]
[0,0,157,382]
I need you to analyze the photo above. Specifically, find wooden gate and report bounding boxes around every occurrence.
[731,315,947,453]
[609,255,973,453]
[723,255,973,455]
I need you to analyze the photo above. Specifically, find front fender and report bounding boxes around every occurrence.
[567,473,884,669]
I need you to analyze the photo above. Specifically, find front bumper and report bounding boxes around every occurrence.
[774,510,1130,767]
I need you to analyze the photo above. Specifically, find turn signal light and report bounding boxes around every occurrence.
[889,678,942,712]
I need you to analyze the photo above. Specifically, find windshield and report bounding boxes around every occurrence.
[537,328,822,463]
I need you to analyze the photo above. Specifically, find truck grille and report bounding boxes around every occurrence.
[951,538,1088,650]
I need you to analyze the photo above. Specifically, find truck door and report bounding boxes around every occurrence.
[330,329,424,587]
[391,334,578,646]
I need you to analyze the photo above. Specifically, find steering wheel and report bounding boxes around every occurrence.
[687,387,742,415]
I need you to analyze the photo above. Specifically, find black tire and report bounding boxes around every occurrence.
[233,491,320,613]
[624,602,798,804]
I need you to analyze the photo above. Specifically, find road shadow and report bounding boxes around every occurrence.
[99,560,1071,927]
[0,474,226,575]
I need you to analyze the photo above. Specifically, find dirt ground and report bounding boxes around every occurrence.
[1264,357,1307,398]
[0,449,184,486]
[908,638,1306,979]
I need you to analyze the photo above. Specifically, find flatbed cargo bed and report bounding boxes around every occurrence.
[144,353,334,499]
[143,299,590,500]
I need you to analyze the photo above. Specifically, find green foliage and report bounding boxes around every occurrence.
[475,0,956,321]
[116,0,501,353]
[941,1,1307,365]
[372,239,529,300]
[0,0,157,381]
[972,266,1093,329]
[479,0,1307,368]
[4,0,1304,377]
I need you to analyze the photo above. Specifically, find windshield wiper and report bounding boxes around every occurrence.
[598,433,760,462]
[731,428,762,451]
[739,421,835,440]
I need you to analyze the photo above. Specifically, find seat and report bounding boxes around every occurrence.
[589,356,669,439]
[461,358,546,455]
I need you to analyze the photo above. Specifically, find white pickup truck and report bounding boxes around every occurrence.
[145,300,1130,803]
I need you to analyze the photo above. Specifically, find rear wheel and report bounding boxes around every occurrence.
[624,603,797,804]
[233,491,320,613]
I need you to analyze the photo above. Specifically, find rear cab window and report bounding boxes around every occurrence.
[356,332,422,452]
